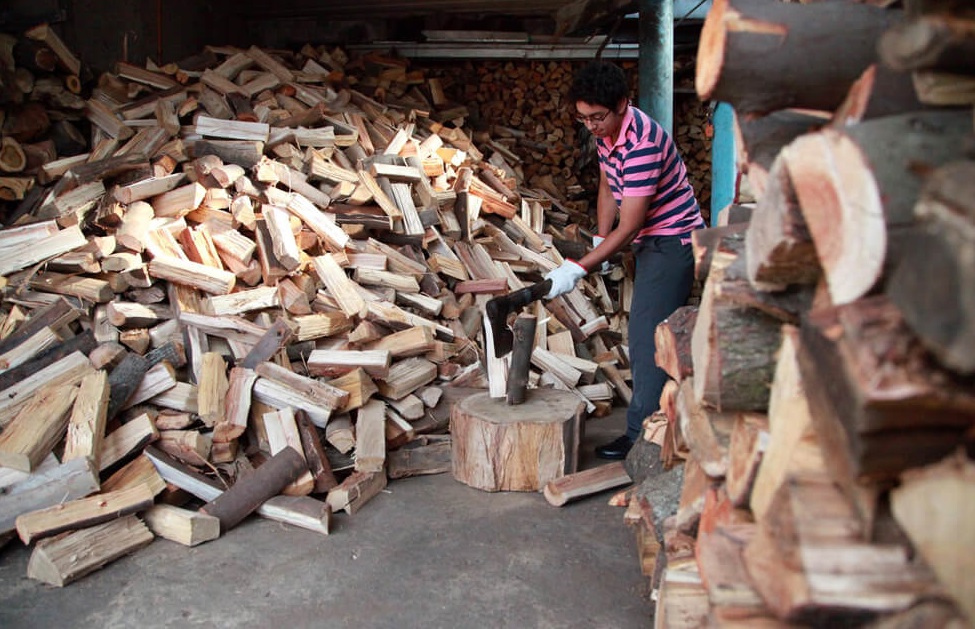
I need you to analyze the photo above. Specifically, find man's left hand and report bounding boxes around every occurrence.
[544,260,587,299]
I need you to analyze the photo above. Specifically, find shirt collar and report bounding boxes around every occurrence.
[609,105,634,150]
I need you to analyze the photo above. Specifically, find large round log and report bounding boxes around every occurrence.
[451,389,584,492]
[696,0,899,116]
[783,110,970,305]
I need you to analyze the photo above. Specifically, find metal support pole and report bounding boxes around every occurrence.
[638,0,674,135]
[711,102,737,224]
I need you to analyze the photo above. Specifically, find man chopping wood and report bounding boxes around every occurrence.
[544,61,705,460]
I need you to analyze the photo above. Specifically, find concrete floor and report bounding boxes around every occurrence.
[0,409,652,628]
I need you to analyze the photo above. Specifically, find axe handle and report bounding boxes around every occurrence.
[504,279,552,310]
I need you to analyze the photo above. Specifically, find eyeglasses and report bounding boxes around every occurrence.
[574,109,613,124]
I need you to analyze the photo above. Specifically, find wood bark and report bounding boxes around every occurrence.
[505,313,537,405]
[886,161,975,374]
[879,15,975,73]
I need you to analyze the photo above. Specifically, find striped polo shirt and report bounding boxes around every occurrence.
[597,105,705,240]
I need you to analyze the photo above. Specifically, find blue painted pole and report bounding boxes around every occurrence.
[710,101,737,225]
[638,0,673,135]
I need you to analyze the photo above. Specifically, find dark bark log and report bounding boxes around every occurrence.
[697,0,899,116]
[200,446,307,532]
[505,313,536,405]
[887,161,975,374]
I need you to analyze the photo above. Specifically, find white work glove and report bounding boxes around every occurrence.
[592,235,611,275]
[544,260,587,299]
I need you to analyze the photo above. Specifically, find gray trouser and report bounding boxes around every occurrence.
[624,235,695,440]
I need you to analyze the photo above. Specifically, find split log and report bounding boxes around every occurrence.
[745,155,821,288]
[676,378,734,479]
[61,371,110,469]
[886,161,975,374]
[0,457,99,536]
[743,471,941,624]
[197,352,228,427]
[654,306,697,383]
[143,504,220,547]
[295,410,337,493]
[798,295,975,487]
[691,245,783,412]
[250,495,328,536]
[654,561,710,629]
[354,399,387,473]
[783,110,970,305]
[725,413,769,509]
[375,357,437,400]
[832,63,931,126]
[263,408,315,496]
[451,389,583,492]
[16,483,154,544]
[387,435,452,479]
[99,413,159,472]
[101,454,166,495]
[543,462,631,507]
[0,383,78,472]
[26,515,154,587]
[890,452,975,625]
[306,349,391,379]
[749,326,824,522]
[696,0,899,116]
[695,523,766,613]
[325,470,387,515]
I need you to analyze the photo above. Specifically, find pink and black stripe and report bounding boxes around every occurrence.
[597,106,705,240]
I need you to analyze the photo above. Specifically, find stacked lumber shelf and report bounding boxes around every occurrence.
[637,0,975,627]
[0,31,646,586]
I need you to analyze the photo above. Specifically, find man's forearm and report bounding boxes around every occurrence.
[595,175,617,236]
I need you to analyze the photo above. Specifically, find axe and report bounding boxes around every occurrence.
[485,279,552,357]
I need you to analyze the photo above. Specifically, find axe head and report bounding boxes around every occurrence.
[484,279,552,358]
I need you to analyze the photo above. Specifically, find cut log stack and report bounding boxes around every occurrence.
[0,29,643,586]
[642,0,975,627]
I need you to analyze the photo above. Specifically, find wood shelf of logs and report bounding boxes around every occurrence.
[637,0,975,627]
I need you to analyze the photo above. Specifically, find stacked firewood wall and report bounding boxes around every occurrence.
[426,58,714,228]
[637,0,975,627]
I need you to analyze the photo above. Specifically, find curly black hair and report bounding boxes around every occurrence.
[568,62,630,111]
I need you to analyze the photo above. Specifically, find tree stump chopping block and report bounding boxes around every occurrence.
[451,389,584,492]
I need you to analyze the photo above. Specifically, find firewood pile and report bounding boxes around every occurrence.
[632,0,975,627]
[0,27,647,586]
